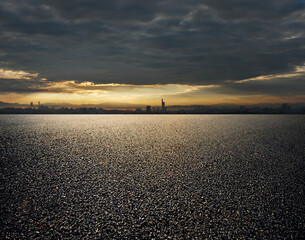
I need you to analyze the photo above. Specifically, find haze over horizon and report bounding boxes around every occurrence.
[0,0,305,106]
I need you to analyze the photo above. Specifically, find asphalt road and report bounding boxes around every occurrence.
[1,115,304,239]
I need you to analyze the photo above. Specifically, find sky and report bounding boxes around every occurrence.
[0,0,305,107]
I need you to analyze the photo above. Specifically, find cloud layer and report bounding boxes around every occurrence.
[0,0,304,103]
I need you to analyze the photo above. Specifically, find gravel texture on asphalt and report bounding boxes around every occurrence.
[0,115,304,239]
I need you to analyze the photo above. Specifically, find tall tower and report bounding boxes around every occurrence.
[161,99,166,111]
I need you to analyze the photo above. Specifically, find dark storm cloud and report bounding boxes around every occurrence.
[0,0,305,93]
[0,78,48,93]
[216,75,305,97]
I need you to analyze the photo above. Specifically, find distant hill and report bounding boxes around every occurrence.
[0,101,28,108]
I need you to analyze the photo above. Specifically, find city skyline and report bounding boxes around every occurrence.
[1,97,304,114]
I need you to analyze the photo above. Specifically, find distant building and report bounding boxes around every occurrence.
[38,105,49,111]
[161,99,166,111]
[194,105,205,111]
[136,108,143,113]
[281,103,291,113]
[146,105,151,112]
[30,102,33,108]
[239,106,248,113]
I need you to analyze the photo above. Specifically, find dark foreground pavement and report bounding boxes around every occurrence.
[0,115,304,239]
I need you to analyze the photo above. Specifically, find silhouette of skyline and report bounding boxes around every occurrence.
[1,99,304,114]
